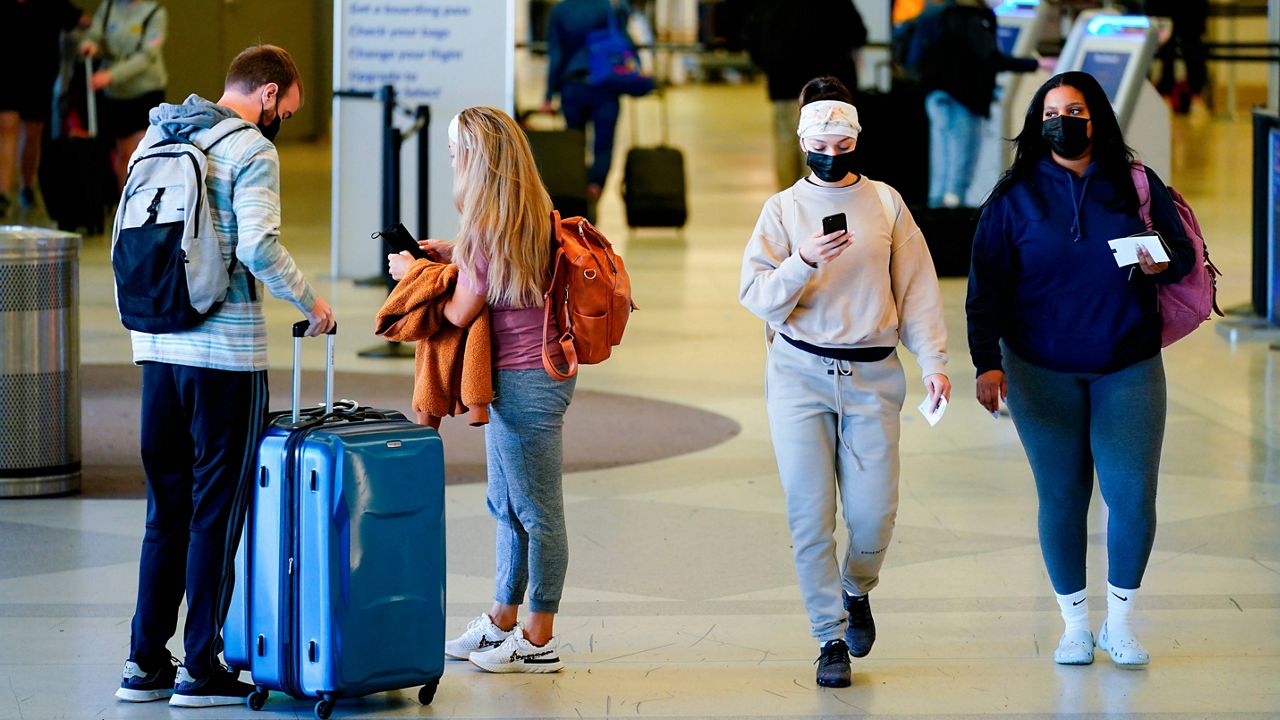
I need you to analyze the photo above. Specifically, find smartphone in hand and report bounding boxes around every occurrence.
[375,223,432,261]
[822,213,849,248]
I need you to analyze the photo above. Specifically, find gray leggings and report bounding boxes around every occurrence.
[485,369,575,614]
[1004,348,1165,594]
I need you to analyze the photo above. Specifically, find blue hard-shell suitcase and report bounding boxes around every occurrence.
[224,322,445,719]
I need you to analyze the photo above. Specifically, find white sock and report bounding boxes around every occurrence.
[1106,583,1139,636]
[1055,589,1089,636]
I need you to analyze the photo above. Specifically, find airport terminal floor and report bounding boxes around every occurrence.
[2,82,1278,718]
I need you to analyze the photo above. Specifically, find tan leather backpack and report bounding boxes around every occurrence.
[541,212,635,380]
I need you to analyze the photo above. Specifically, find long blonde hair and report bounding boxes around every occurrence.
[451,107,553,309]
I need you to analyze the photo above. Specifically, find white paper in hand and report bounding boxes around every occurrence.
[1108,234,1170,267]
[917,395,948,427]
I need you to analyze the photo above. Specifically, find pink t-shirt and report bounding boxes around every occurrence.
[458,255,565,371]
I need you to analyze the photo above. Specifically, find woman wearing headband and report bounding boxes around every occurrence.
[739,76,950,689]
[389,107,573,674]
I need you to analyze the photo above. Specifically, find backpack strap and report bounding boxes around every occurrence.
[1130,162,1154,232]
[870,179,896,233]
[101,0,113,57]
[135,4,161,54]
[779,187,796,241]
[542,211,577,381]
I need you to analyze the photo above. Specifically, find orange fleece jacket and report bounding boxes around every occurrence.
[374,260,493,427]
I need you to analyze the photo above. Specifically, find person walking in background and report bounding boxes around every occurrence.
[0,0,88,218]
[966,72,1194,668]
[80,0,167,189]
[740,76,950,688]
[1146,0,1211,115]
[747,0,866,190]
[911,0,1039,208]
[543,0,637,202]
[389,107,575,674]
[114,45,335,707]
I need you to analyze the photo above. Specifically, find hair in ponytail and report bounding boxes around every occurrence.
[798,76,853,109]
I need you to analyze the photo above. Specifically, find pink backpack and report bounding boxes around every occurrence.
[1131,164,1223,347]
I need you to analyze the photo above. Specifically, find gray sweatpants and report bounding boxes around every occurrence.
[766,339,907,643]
[485,369,576,614]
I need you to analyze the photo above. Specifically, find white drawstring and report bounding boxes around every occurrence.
[822,357,864,471]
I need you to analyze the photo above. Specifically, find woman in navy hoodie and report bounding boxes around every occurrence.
[966,72,1193,669]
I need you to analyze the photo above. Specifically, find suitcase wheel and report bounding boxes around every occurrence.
[315,696,336,720]
[246,688,268,711]
[418,677,440,705]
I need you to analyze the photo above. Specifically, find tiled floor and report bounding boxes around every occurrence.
[1,82,1278,718]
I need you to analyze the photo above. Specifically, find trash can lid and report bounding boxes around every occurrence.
[0,226,82,251]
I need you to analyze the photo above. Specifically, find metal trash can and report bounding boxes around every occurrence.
[0,226,81,497]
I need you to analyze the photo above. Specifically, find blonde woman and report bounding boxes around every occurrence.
[389,106,572,674]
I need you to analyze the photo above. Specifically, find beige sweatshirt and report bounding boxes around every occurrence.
[739,177,949,379]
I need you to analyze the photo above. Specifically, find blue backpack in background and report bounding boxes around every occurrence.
[586,1,655,96]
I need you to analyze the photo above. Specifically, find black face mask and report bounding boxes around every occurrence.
[257,97,282,142]
[1041,115,1091,159]
[805,150,857,183]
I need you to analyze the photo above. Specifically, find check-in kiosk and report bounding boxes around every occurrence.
[965,0,1049,207]
[1058,13,1170,181]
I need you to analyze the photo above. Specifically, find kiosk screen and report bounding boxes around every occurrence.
[1081,51,1128,102]
[997,25,1020,55]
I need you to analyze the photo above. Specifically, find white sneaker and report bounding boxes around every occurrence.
[445,614,514,660]
[469,625,563,674]
[1097,619,1150,668]
[1053,629,1095,665]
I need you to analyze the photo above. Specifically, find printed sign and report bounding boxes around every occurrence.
[331,1,515,278]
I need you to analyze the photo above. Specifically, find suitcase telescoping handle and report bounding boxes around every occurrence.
[84,57,98,138]
[291,320,337,423]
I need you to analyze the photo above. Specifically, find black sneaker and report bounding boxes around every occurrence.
[815,639,851,688]
[844,592,876,658]
[115,658,178,702]
[169,667,255,707]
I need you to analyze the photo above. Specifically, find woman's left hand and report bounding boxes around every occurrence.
[924,373,951,409]
[387,251,416,281]
[1136,246,1169,275]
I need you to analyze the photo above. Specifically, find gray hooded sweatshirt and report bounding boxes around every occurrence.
[128,94,316,372]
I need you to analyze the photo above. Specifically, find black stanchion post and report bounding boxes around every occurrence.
[354,84,401,290]
[358,93,431,360]
[382,84,402,293]
[417,105,431,241]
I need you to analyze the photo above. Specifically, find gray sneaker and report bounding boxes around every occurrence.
[115,658,178,702]
[169,667,255,707]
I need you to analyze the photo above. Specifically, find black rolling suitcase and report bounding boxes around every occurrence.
[622,91,687,228]
[40,57,115,236]
[521,111,591,221]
